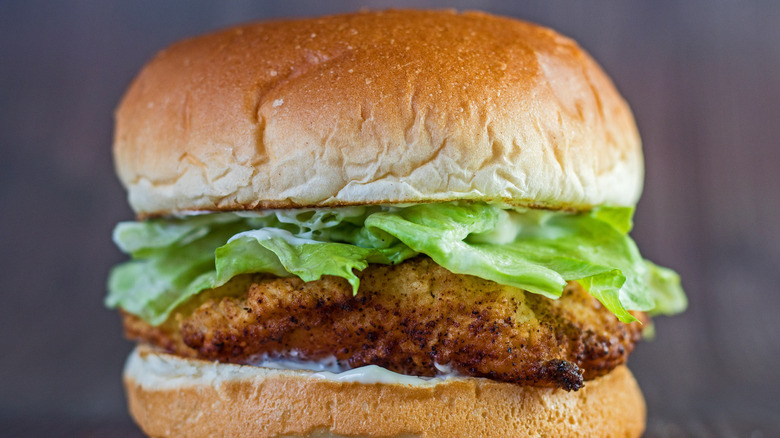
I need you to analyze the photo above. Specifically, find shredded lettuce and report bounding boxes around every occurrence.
[107,202,686,325]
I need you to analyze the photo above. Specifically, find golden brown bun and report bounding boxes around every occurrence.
[114,9,643,217]
[124,346,646,438]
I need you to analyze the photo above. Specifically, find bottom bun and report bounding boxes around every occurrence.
[124,346,646,438]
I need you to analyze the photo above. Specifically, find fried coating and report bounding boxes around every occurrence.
[123,257,644,390]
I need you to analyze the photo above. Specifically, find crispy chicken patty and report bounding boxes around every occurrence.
[123,257,645,390]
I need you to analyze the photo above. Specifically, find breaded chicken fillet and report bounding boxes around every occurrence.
[124,257,644,390]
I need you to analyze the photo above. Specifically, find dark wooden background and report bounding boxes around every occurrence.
[2,1,779,436]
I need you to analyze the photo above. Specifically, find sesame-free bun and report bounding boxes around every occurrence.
[114,9,643,217]
[124,346,646,438]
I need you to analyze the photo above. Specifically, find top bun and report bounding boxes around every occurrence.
[114,9,643,217]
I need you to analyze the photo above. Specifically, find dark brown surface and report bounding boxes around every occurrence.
[1,0,779,433]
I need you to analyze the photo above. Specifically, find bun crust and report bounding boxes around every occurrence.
[114,9,643,217]
[124,346,646,437]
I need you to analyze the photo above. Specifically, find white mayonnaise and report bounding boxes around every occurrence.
[126,347,464,389]
[252,351,462,384]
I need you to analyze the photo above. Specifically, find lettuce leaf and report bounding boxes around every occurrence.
[644,260,688,316]
[365,204,651,322]
[107,202,686,325]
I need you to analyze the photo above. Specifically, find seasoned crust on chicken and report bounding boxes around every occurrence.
[122,257,644,390]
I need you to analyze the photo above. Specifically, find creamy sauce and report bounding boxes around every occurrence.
[228,227,321,245]
[126,347,464,389]
[252,351,462,384]
[311,365,453,385]
[251,351,343,372]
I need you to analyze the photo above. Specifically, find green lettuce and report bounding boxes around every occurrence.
[107,202,686,325]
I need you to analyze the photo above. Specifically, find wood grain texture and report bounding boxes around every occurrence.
[1,0,778,431]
